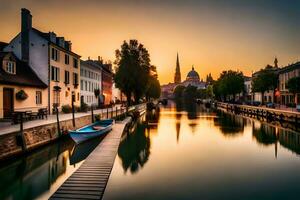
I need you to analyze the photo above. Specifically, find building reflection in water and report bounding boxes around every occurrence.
[118,123,151,174]
[0,139,74,200]
[252,119,300,157]
[175,102,183,142]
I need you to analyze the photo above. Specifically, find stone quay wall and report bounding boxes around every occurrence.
[0,115,91,161]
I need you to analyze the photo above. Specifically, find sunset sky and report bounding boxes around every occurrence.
[0,0,300,84]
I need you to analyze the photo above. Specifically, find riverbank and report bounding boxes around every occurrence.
[217,102,300,125]
[0,104,145,161]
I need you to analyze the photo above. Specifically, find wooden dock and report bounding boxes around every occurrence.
[50,118,131,200]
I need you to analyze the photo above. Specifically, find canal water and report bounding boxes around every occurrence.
[1,102,300,200]
[104,102,300,200]
[0,135,104,200]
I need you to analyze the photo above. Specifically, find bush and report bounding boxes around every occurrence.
[61,105,72,113]
[95,114,101,121]
[80,102,88,112]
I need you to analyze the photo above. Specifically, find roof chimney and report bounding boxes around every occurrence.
[21,8,32,62]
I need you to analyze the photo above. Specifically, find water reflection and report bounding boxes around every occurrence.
[252,120,300,156]
[252,122,278,146]
[118,123,151,174]
[105,101,300,200]
[0,136,104,200]
[214,110,245,136]
[279,129,300,155]
[69,137,103,165]
[0,139,73,200]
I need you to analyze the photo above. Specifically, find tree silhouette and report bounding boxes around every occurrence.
[114,40,151,105]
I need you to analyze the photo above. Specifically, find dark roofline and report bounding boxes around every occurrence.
[0,51,47,88]
[80,60,102,71]
[0,42,8,51]
[279,62,300,74]
[49,42,81,58]
[32,28,81,58]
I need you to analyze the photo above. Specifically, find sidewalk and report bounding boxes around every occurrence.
[0,105,123,136]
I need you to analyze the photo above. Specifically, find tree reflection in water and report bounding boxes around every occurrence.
[252,122,277,146]
[213,110,245,136]
[175,103,183,142]
[118,123,151,174]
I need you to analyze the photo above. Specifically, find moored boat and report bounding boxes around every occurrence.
[69,119,114,144]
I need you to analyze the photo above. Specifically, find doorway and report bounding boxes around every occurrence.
[3,88,14,118]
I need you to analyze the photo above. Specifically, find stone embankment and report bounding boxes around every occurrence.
[0,104,145,160]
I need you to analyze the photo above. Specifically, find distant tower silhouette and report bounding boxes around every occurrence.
[174,53,181,83]
[274,57,278,68]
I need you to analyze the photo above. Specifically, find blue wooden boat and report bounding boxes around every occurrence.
[69,119,114,144]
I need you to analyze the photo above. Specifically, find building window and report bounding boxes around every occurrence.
[80,80,83,90]
[64,70,70,84]
[73,72,78,86]
[51,66,60,82]
[65,54,70,65]
[6,61,16,74]
[51,48,59,61]
[36,91,42,104]
[73,58,78,68]
[53,90,60,105]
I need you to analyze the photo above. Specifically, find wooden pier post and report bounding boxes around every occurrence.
[56,107,61,137]
[17,113,27,151]
[71,97,75,127]
[91,105,94,123]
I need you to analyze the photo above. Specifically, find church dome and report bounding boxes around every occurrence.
[186,66,200,81]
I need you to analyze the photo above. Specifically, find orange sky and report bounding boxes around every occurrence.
[0,1,300,84]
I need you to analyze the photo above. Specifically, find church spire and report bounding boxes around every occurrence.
[174,52,181,83]
[274,56,278,68]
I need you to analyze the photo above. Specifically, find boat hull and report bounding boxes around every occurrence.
[69,119,114,144]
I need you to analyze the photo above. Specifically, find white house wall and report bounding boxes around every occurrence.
[28,30,49,84]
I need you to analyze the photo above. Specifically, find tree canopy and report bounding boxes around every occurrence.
[286,77,300,94]
[252,66,278,103]
[213,70,244,101]
[114,40,159,105]
[173,85,186,101]
[183,85,198,103]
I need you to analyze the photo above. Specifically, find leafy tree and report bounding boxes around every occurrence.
[252,66,278,104]
[197,88,208,99]
[114,40,151,105]
[213,70,244,101]
[145,76,161,100]
[286,77,300,105]
[173,85,185,101]
[183,85,198,103]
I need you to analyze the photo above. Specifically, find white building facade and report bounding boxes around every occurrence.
[80,60,101,106]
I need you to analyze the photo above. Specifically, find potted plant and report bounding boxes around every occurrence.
[16,90,28,100]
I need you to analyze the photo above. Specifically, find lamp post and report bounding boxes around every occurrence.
[72,93,75,127]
